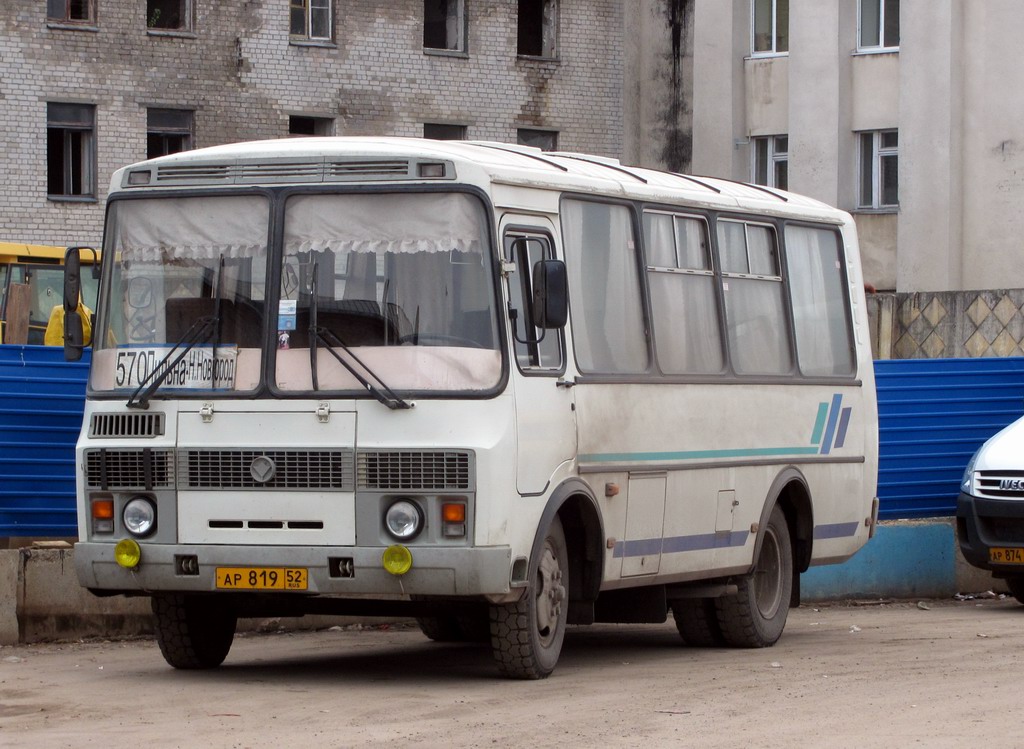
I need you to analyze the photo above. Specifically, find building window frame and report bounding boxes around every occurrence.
[289,115,335,137]
[751,0,789,57]
[423,0,467,54]
[290,0,333,42]
[147,108,194,159]
[47,0,95,25]
[146,0,193,33]
[47,102,96,201]
[858,129,899,210]
[424,123,468,140]
[517,128,558,151]
[858,0,899,52]
[752,135,788,190]
[517,0,558,59]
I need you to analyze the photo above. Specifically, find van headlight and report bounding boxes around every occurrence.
[384,499,423,540]
[123,497,157,537]
[961,450,980,495]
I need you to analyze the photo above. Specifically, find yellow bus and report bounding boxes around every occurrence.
[0,242,100,345]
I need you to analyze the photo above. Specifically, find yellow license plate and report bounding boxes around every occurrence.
[989,548,1024,564]
[215,567,308,590]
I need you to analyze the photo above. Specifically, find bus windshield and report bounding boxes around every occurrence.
[90,191,502,397]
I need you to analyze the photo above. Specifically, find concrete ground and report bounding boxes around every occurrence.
[1,598,1021,748]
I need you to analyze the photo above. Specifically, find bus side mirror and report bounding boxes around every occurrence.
[63,247,84,362]
[532,259,568,329]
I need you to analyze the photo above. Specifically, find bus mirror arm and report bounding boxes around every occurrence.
[62,247,84,361]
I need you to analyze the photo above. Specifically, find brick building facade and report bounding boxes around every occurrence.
[0,0,625,247]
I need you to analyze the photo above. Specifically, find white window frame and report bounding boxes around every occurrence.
[751,0,788,57]
[858,130,899,210]
[290,0,332,42]
[752,135,788,189]
[857,0,899,52]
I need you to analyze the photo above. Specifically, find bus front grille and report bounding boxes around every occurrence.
[85,448,175,490]
[357,450,472,490]
[178,449,355,491]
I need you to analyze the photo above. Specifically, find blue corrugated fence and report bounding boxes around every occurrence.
[1,347,1023,535]
[875,357,1024,519]
[0,345,89,537]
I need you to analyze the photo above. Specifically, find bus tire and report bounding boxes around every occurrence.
[1005,576,1024,604]
[670,597,725,647]
[715,504,793,648]
[151,593,237,669]
[489,515,568,679]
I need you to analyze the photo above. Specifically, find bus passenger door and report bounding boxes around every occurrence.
[502,219,577,496]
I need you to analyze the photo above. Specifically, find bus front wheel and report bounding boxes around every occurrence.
[715,504,793,648]
[152,593,237,669]
[489,515,569,679]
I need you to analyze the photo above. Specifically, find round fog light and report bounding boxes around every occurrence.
[382,545,413,576]
[123,497,156,537]
[114,538,142,569]
[384,499,423,540]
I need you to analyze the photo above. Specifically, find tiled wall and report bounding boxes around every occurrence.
[868,290,1024,359]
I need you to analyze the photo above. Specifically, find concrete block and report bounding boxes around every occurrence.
[19,547,151,643]
[0,550,20,645]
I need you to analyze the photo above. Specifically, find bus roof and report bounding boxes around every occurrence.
[111,137,849,224]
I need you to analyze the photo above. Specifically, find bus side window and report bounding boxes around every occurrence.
[504,232,562,370]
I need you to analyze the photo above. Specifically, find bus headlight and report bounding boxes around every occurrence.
[123,497,156,537]
[384,499,423,541]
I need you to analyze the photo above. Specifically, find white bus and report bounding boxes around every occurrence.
[65,137,878,679]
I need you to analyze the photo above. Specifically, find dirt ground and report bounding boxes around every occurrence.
[1,596,1021,748]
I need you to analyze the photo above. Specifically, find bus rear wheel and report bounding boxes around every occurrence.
[671,597,725,646]
[715,504,793,648]
[152,593,237,669]
[489,515,568,679]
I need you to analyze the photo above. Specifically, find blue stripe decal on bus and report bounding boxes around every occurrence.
[810,402,829,445]
[813,521,860,540]
[613,530,750,558]
[581,397,855,466]
[819,394,843,455]
[834,407,852,449]
[580,446,821,464]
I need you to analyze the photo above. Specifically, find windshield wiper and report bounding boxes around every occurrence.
[126,315,217,410]
[314,326,413,410]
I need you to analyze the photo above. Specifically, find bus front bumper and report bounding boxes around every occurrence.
[74,542,515,598]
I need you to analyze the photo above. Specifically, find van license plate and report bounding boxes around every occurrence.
[989,548,1024,564]
[215,567,308,590]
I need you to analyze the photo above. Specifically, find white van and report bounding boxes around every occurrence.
[958,415,1024,601]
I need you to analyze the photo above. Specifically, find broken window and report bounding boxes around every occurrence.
[290,0,332,41]
[47,102,95,198]
[289,116,334,136]
[147,0,190,31]
[517,0,557,58]
[423,123,467,140]
[517,128,557,151]
[147,108,193,159]
[47,0,93,23]
[423,0,466,52]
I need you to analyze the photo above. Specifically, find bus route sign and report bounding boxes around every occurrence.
[114,345,238,390]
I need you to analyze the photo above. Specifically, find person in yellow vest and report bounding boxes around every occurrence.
[44,300,93,346]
